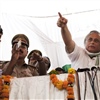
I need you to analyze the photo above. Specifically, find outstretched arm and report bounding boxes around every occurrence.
[57,12,75,53]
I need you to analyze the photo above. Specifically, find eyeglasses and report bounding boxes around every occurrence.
[86,38,100,43]
[12,42,28,48]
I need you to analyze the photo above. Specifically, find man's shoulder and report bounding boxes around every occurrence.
[24,63,37,69]
[0,61,9,68]
[24,63,39,76]
[0,60,9,64]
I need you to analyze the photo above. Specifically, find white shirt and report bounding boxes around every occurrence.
[67,44,98,70]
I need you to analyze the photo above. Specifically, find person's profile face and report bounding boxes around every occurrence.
[85,33,100,53]
[0,34,2,42]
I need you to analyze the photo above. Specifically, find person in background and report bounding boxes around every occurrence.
[57,12,100,70]
[0,26,4,68]
[62,64,71,73]
[0,26,3,42]
[55,67,65,74]
[27,49,51,75]
[0,34,39,78]
[43,56,51,71]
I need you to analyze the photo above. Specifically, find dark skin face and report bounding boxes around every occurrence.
[0,33,2,42]
[12,38,28,59]
[85,32,100,53]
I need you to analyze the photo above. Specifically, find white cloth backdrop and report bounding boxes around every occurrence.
[1,9,100,71]
[9,74,79,100]
[0,13,72,72]
[9,71,100,100]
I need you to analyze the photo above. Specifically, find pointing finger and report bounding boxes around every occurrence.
[58,12,62,18]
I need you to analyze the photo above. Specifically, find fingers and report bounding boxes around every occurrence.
[57,21,61,27]
[57,12,67,27]
[58,12,62,18]
[57,12,63,27]
[12,43,17,51]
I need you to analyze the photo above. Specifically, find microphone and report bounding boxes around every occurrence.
[91,66,97,71]
[77,68,90,72]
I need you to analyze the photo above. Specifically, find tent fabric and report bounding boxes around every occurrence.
[1,10,100,71]
[0,13,71,72]
[0,1,100,71]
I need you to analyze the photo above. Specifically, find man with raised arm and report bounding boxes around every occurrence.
[57,12,100,70]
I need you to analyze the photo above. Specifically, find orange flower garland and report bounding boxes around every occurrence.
[0,75,13,100]
[50,68,76,100]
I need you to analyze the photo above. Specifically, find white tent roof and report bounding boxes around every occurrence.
[0,0,100,71]
[0,0,100,16]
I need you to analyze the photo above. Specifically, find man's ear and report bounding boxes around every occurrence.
[27,50,28,54]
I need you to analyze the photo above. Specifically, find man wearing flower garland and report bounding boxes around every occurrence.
[0,34,39,77]
[57,12,100,70]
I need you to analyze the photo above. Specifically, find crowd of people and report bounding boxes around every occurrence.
[0,12,100,78]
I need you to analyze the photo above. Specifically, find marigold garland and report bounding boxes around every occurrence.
[50,68,76,100]
[0,75,13,100]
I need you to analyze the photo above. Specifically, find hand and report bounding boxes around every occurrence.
[29,60,37,66]
[57,12,68,28]
[11,44,20,63]
[33,52,43,61]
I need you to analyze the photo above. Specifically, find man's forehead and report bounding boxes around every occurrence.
[13,38,27,43]
[88,33,100,37]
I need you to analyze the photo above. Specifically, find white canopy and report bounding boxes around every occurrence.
[0,0,100,71]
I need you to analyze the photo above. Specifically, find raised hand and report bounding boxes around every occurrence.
[33,52,43,61]
[11,43,20,63]
[57,12,67,28]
